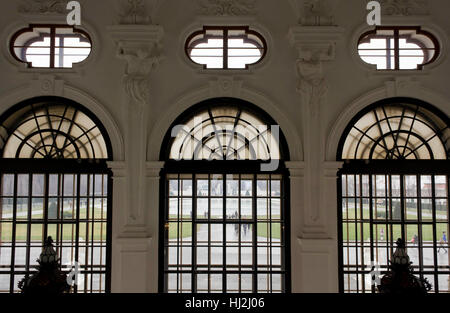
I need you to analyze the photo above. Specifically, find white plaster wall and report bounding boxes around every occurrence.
[0,0,449,293]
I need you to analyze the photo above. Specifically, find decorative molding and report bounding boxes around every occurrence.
[289,26,343,114]
[108,25,164,109]
[118,225,150,238]
[107,161,127,178]
[117,45,162,109]
[108,23,164,233]
[323,161,343,177]
[208,77,243,98]
[197,0,256,16]
[289,25,343,235]
[19,0,70,15]
[286,161,306,177]
[296,61,328,118]
[297,237,334,249]
[116,237,152,251]
[380,0,429,16]
[288,26,343,61]
[289,0,338,26]
[118,0,154,25]
[31,74,64,96]
[145,161,164,177]
[385,77,421,98]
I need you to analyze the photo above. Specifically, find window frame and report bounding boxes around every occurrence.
[337,98,450,293]
[0,97,113,294]
[185,26,267,70]
[0,96,112,160]
[10,24,92,69]
[158,98,291,293]
[357,26,440,70]
[337,98,450,161]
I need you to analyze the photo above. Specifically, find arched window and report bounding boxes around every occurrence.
[358,27,439,70]
[0,97,112,293]
[338,98,450,293]
[159,98,290,293]
[185,26,266,69]
[11,25,92,68]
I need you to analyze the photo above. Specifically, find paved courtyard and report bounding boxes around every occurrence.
[167,223,282,292]
[344,245,450,292]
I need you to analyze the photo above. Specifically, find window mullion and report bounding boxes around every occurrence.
[417,175,424,277]
[222,173,227,293]
[50,27,56,68]
[252,174,257,293]
[394,29,400,70]
[368,174,375,293]
[24,175,32,284]
[223,29,228,69]
[386,38,392,70]
[74,173,81,293]
[192,174,197,293]
[9,173,18,293]
[431,174,439,292]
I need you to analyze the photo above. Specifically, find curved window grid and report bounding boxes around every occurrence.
[11,25,91,68]
[170,106,280,161]
[0,103,108,159]
[358,27,439,70]
[0,100,111,293]
[341,103,450,160]
[163,103,287,293]
[186,27,266,69]
[339,101,450,293]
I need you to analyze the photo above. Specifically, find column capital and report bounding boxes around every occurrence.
[107,24,164,108]
[288,25,344,62]
[107,24,164,46]
[286,161,305,177]
[107,161,127,178]
[146,161,164,177]
[323,161,343,177]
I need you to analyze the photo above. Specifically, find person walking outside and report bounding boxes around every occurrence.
[438,231,447,253]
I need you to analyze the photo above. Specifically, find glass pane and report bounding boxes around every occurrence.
[17,175,29,196]
[211,198,222,219]
[32,175,44,196]
[1,175,14,197]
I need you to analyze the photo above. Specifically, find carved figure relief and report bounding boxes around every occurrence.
[296,60,328,117]
[117,45,161,106]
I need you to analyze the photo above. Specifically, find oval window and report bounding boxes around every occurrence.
[11,25,92,68]
[358,27,439,70]
[185,26,267,69]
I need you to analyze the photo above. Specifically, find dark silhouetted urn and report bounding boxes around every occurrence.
[377,238,432,294]
[18,236,71,294]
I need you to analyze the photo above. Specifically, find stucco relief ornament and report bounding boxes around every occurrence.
[117,45,162,108]
[198,0,256,16]
[19,0,68,14]
[120,0,152,24]
[296,60,328,117]
[379,0,429,16]
[300,0,337,26]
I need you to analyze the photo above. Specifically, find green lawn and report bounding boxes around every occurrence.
[168,222,193,239]
[257,222,281,239]
[0,222,107,242]
[0,204,107,242]
[342,204,449,242]
[342,222,448,242]
[167,215,281,240]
